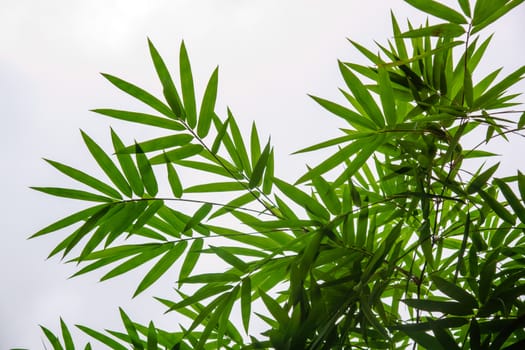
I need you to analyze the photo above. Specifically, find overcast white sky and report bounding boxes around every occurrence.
[2,1,524,348]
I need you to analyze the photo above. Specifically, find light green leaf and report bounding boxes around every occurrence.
[119,134,193,154]
[494,178,525,223]
[466,163,499,194]
[309,95,377,130]
[134,241,188,297]
[179,272,240,284]
[179,41,197,127]
[167,285,233,312]
[119,308,143,349]
[378,66,398,126]
[228,109,252,175]
[274,178,330,221]
[458,0,471,17]
[132,200,164,231]
[479,189,516,224]
[81,131,132,197]
[209,245,249,272]
[197,67,219,138]
[183,203,212,232]
[210,192,259,219]
[259,289,289,326]
[185,181,247,193]
[211,116,230,154]
[312,175,341,215]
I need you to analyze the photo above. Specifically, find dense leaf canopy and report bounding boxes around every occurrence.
[31,0,525,349]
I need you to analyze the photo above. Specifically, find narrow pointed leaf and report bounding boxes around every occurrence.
[76,325,127,350]
[119,134,193,154]
[119,308,143,349]
[197,67,219,138]
[40,325,64,350]
[111,130,144,196]
[149,144,203,164]
[92,109,184,130]
[179,42,197,127]
[241,277,252,333]
[378,66,397,126]
[405,0,467,23]
[398,23,465,38]
[274,178,330,221]
[135,144,158,196]
[178,238,203,284]
[166,158,183,198]
[31,205,106,238]
[249,139,271,189]
[430,275,478,308]
[31,187,114,203]
[184,203,212,232]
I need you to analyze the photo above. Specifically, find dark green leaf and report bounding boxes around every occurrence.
[30,205,105,238]
[466,163,499,194]
[149,144,203,164]
[398,23,466,38]
[76,325,127,350]
[146,322,157,350]
[430,275,478,308]
[183,203,212,232]
[40,325,64,350]
[494,178,525,223]
[119,134,193,154]
[309,95,377,130]
[59,318,74,350]
[135,144,158,196]
[185,181,247,193]
[274,178,330,221]
[178,238,203,284]
[119,308,143,349]
[378,66,398,126]
[166,159,183,198]
[111,130,144,197]
[241,277,252,333]
[31,187,113,203]
[249,139,271,189]
[479,189,516,224]
[403,299,473,315]
[209,245,249,272]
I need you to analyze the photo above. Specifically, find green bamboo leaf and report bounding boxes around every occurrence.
[92,109,184,130]
[166,158,183,198]
[30,205,105,238]
[101,73,175,118]
[81,131,132,197]
[339,61,385,128]
[146,321,157,350]
[110,129,144,197]
[430,275,478,309]
[147,39,185,120]
[216,286,239,349]
[119,308,143,349]
[403,299,473,315]
[431,323,461,350]
[308,95,377,130]
[209,245,249,272]
[474,66,525,109]
[134,241,188,297]
[134,144,158,196]
[458,0,471,17]
[149,144,203,164]
[259,289,289,326]
[183,203,212,232]
[250,122,261,165]
[398,23,466,38]
[312,175,341,215]
[167,285,233,311]
[519,171,525,201]
[296,136,371,184]
[249,139,271,189]
[179,41,197,127]
[466,163,499,194]
[185,181,247,193]
[44,159,122,199]
[479,251,498,302]
[227,109,252,175]
[210,192,259,219]
[132,200,164,231]
[472,0,525,34]
[31,187,114,203]
[262,149,274,195]
[360,295,389,339]
[197,67,219,138]
[405,0,468,23]
[274,178,330,221]
[179,272,240,284]
[378,66,398,126]
[40,325,64,350]
[178,238,203,285]
[494,178,525,223]
[241,277,252,333]
[119,134,193,154]
[100,244,170,281]
[479,189,516,224]
[59,318,74,350]
[211,116,230,154]
[76,325,127,350]
[464,68,474,107]
[401,328,445,349]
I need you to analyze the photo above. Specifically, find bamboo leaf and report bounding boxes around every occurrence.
[166,159,183,198]
[402,299,473,315]
[398,23,466,38]
[134,241,188,297]
[249,139,271,189]
[148,39,185,119]
[135,144,158,196]
[179,41,197,127]
[146,321,157,350]
[312,175,341,215]
[197,67,219,138]
[228,109,252,175]
[466,163,499,194]
[149,144,203,164]
[183,203,212,232]
[31,187,114,203]
[179,272,240,284]
[241,277,252,333]
[119,134,193,154]
[178,238,203,285]
[259,289,289,326]
[185,181,247,193]
[209,245,249,272]
[479,189,516,224]
[111,130,144,197]
[81,131,132,197]
[274,178,330,221]
[339,61,385,127]
[76,325,127,350]
[309,95,377,130]
[211,116,230,154]
[40,325,64,350]
[119,308,143,349]
[167,285,233,311]
[30,205,106,238]
[405,0,468,24]
[430,275,478,309]
[494,178,525,223]
[92,109,184,130]
[378,66,398,126]
[101,73,175,118]
[60,318,74,350]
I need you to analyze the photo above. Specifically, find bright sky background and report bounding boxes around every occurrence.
[2,0,524,348]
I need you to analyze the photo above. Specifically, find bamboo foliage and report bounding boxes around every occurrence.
[33,0,525,349]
